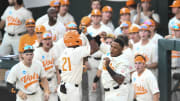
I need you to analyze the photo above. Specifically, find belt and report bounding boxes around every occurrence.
[8,32,25,37]
[104,83,127,92]
[88,56,101,60]
[47,78,52,81]
[27,92,36,95]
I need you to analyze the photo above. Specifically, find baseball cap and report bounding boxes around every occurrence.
[134,55,146,63]
[102,6,113,12]
[169,0,180,8]
[140,24,150,31]
[80,16,91,27]
[23,45,34,53]
[120,21,131,28]
[141,0,151,2]
[91,9,102,16]
[172,23,180,31]
[126,0,136,6]
[35,25,46,33]
[25,18,35,27]
[120,7,130,15]
[60,0,70,5]
[49,0,60,7]
[66,21,77,30]
[129,25,139,33]
[41,32,52,40]
[144,19,155,26]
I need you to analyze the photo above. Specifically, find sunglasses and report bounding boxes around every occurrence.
[24,45,33,51]
[140,25,148,29]
[42,33,52,38]
[172,25,179,29]
[67,23,77,28]
[121,23,129,27]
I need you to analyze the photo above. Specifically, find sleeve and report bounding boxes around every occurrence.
[1,7,9,20]
[152,13,160,23]
[115,60,130,77]
[18,36,24,53]
[79,35,91,57]
[6,65,17,84]
[147,72,160,94]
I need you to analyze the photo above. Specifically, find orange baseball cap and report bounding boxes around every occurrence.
[50,0,60,7]
[144,19,155,26]
[172,23,180,31]
[120,21,131,28]
[35,25,46,33]
[91,9,102,16]
[120,7,130,14]
[41,32,52,40]
[80,16,91,27]
[25,18,35,27]
[169,0,180,7]
[66,21,77,30]
[23,45,34,53]
[126,0,136,6]
[134,55,146,63]
[140,24,150,31]
[141,0,151,2]
[102,6,113,12]
[129,25,139,33]
[60,0,70,5]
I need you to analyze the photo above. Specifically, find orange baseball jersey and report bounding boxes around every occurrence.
[19,33,37,53]
[6,61,46,94]
[132,69,159,101]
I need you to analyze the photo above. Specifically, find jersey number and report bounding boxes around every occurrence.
[62,57,71,71]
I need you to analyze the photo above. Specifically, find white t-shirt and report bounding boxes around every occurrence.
[132,69,159,101]
[98,53,130,88]
[99,42,111,54]
[57,12,74,25]
[168,16,180,34]
[133,12,160,24]
[101,21,115,31]
[150,33,163,44]
[130,9,137,22]
[35,14,48,25]
[43,21,66,41]
[6,61,46,94]
[1,6,32,34]
[56,41,90,84]
[87,24,113,37]
[114,26,122,37]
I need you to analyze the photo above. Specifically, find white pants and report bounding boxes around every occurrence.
[58,83,81,101]
[16,89,43,101]
[0,32,20,56]
[104,84,129,101]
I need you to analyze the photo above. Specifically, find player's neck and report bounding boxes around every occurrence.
[59,11,66,17]
[49,21,56,26]
[141,39,149,45]
[43,47,50,52]
[150,32,155,38]
[23,61,32,67]
[176,13,180,20]
[102,19,109,25]
[14,4,22,10]
[93,23,101,29]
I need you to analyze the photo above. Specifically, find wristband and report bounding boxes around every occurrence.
[93,75,100,83]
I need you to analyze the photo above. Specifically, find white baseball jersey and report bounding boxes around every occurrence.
[133,40,158,76]
[56,38,90,84]
[32,40,40,49]
[1,6,32,34]
[43,21,66,41]
[168,16,180,34]
[57,12,74,25]
[98,52,130,88]
[99,42,111,54]
[150,33,163,44]
[101,21,115,31]
[130,9,137,22]
[114,26,122,37]
[133,12,160,24]
[123,47,136,73]
[35,14,48,25]
[6,60,46,94]
[87,24,113,37]
[132,69,160,101]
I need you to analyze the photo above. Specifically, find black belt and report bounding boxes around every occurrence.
[88,56,101,60]
[47,78,52,81]
[27,92,36,95]
[104,83,127,92]
[8,32,25,37]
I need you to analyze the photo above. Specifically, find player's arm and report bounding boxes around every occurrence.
[104,57,125,85]
[146,63,157,69]
[41,77,50,100]
[0,20,5,29]
[153,92,160,101]
[92,69,102,90]
[134,3,141,25]
[55,65,61,84]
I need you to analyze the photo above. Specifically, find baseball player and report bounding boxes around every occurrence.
[35,0,60,26]
[19,19,37,60]
[133,24,158,77]
[168,0,180,35]
[126,0,137,22]
[128,25,140,46]
[43,7,66,42]
[33,25,46,48]
[132,55,160,101]
[65,21,78,31]
[56,30,90,101]
[114,7,131,36]
[57,0,74,25]
[133,0,160,25]
[144,19,163,44]
[101,6,115,31]
[0,0,32,56]
[92,38,131,101]
[6,45,49,101]
[33,32,61,101]
[88,0,101,17]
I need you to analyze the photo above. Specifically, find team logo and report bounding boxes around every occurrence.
[133,77,136,82]
[22,70,26,74]
[42,56,45,59]
[9,11,12,15]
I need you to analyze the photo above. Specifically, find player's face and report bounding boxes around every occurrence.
[91,1,101,9]
[48,10,57,21]
[129,32,140,43]
[36,32,43,41]
[141,2,150,11]
[23,52,34,64]
[172,7,178,14]
[42,38,53,49]
[60,5,69,14]
[174,30,180,38]
[26,26,35,34]
[120,14,130,22]
[105,38,113,45]
[102,12,112,21]
[139,30,150,40]
[91,15,101,25]
[135,61,145,74]
[8,0,15,6]
[121,27,129,35]
[149,25,155,33]
[110,41,123,57]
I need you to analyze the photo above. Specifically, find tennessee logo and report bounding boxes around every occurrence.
[42,59,54,71]
[134,84,148,95]
[20,72,39,89]
[7,16,22,26]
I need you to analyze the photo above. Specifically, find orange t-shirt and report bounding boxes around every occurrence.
[19,33,37,52]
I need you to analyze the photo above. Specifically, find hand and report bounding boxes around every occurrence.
[99,32,107,38]
[147,10,154,18]
[85,61,91,70]
[92,83,97,91]
[165,35,172,39]
[137,3,141,14]
[17,90,27,100]
[104,57,110,68]
[44,91,49,101]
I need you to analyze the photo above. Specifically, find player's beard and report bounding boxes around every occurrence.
[9,2,15,6]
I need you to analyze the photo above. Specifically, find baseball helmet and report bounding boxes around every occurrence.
[66,21,77,30]
[41,32,52,40]
[60,0,70,5]
[140,24,150,31]
[91,9,102,16]
[120,7,130,14]
[50,0,60,7]
[102,6,113,12]
[169,0,180,7]
[172,23,180,31]
[144,19,155,26]
[129,25,139,33]
[126,0,136,6]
